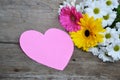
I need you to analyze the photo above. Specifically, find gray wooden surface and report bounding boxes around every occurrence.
[0,0,120,80]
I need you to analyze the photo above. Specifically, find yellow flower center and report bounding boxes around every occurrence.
[93,8,100,14]
[85,30,90,37]
[105,33,111,39]
[106,0,112,6]
[103,14,109,20]
[114,45,120,52]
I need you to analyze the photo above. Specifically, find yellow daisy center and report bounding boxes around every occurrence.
[103,14,109,20]
[106,0,112,6]
[114,45,120,52]
[93,8,100,14]
[105,33,111,39]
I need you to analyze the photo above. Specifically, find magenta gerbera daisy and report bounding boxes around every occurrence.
[59,6,83,32]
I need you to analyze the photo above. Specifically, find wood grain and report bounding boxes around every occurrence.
[0,0,120,80]
[1,44,120,80]
[0,0,64,42]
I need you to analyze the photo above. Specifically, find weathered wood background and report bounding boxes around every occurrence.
[0,0,120,80]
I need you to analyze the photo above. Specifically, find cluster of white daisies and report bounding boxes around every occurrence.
[83,0,120,62]
[77,0,118,27]
[58,0,120,62]
[89,23,120,62]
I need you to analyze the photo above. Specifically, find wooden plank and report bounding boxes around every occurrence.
[0,0,63,10]
[0,74,111,80]
[0,0,120,80]
[0,0,64,42]
[0,9,63,42]
[0,44,120,80]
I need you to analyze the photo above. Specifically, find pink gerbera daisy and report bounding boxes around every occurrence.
[59,6,83,32]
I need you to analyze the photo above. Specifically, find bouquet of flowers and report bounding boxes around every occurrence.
[58,0,120,62]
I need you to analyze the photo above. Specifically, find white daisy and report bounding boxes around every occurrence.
[76,0,95,13]
[100,27,118,46]
[116,22,120,29]
[102,11,117,27]
[83,0,94,7]
[117,29,120,40]
[58,0,76,14]
[76,3,85,12]
[104,0,119,9]
[98,47,113,62]
[118,28,120,33]
[84,0,108,19]
[106,41,120,61]
[88,47,100,56]
[67,0,76,6]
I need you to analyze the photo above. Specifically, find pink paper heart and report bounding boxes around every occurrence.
[20,28,74,70]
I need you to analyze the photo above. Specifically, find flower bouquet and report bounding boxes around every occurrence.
[58,0,120,62]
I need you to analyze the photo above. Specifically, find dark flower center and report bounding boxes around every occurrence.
[70,15,76,22]
[85,30,90,37]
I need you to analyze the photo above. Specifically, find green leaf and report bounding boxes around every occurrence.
[110,5,120,28]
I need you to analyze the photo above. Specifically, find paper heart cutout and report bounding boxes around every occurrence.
[20,28,74,70]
